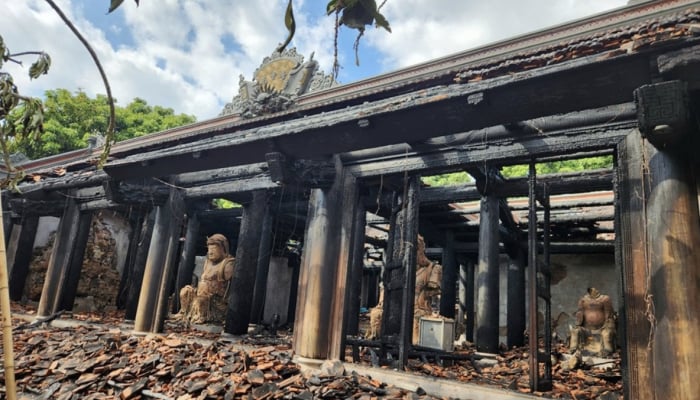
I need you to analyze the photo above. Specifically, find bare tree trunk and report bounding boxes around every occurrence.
[0,194,17,400]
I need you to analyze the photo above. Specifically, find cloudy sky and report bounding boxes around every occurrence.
[2,0,629,121]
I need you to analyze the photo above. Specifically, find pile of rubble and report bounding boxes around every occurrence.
[2,312,442,400]
[3,303,623,399]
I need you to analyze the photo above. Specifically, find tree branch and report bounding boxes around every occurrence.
[44,0,115,168]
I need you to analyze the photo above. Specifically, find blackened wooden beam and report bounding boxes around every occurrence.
[345,124,631,178]
[184,176,277,200]
[59,211,93,311]
[9,198,65,217]
[104,178,171,205]
[420,169,614,205]
[36,196,81,317]
[225,190,268,334]
[104,50,652,179]
[16,170,108,200]
[657,43,700,90]
[342,104,635,164]
[124,208,156,321]
[8,215,39,301]
[476,195,500,353]
[439,230,457,318]
[250,200,274,324]
[266,153,336,189]
[173,163,270,186]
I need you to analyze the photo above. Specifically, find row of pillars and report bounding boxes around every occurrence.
[5,188,284,338]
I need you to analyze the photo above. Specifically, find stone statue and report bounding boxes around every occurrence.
[175,234,235,325]
[569,287,616,356]
[367,235,443,345]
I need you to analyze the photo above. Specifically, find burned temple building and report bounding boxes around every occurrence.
[2,1,700,398]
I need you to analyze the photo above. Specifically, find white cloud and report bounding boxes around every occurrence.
[1,0,631,122]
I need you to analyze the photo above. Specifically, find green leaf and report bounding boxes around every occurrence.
[326,0,339,15]
[372,10,391,32]
[108,0,125,13]
[28,53,51,79]
[276,0,296,52]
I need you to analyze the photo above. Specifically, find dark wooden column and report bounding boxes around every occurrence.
[172,212,200,314]
[440,230,457,318]
[292,186,342,358]
[59,211,93,311]
[616,80,700,399]
[344,199,366,337]
[117,211,142,310]
[36,197,82,317]
[8,215,39,301]
[250,200,274,324]
[153,191,185,333]
[225,190,268,335]
[329,172,360,359]
[124,208,156,321]
[398,176,420,367]
[507,248,526,347]
[134,189,183,333]
[457,256,476,342]
[476,195,500,353]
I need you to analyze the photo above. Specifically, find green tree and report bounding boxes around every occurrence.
[11,89,195,159]
[422,172,472,186]
[501,156,613,178]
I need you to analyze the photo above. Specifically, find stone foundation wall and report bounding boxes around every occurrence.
[23,213,128,312]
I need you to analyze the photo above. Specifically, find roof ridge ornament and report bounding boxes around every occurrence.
[220,47,337,118]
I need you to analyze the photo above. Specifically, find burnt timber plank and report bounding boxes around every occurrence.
[420,169,614,205]
[103,51,658,179]
[346,124,633,178]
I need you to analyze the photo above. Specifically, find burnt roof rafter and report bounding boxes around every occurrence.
[102,36,700,180]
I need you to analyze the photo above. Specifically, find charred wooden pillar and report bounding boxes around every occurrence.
[250,200,274,324]
[616,80,700,399]
[225,190,268,334]
[440,230,457,318]
[291,159,356,361]
[124,208,156,321]
[398,176,420,367]
[476,195,500,353]
[458,257,476,342]
[172,212,200,314]
[329,172,361,360]
[59,211,93,311]
[153,191,185,333]
[507,248,526,347]
[134,189,183,333]
[344,199,366,337]
[36,197,87,317]
[8,215,39,301]
[293,187,342,358]
[117,211,144,310]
